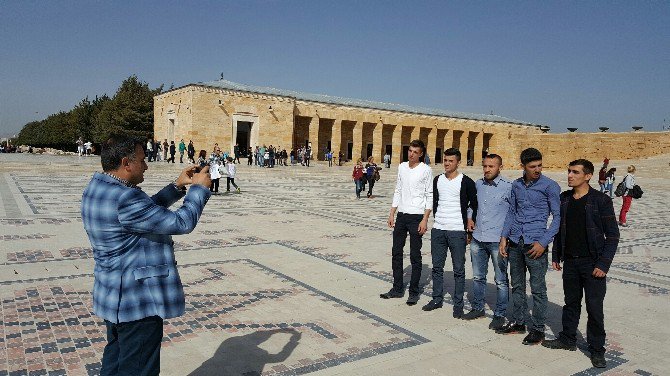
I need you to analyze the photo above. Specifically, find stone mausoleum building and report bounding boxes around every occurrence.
[154,79,670,167]
[153,79,545,166]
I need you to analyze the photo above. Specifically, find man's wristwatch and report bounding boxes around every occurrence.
[172,180,186,192]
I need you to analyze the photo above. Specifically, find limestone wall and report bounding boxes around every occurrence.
[508,131,670,169]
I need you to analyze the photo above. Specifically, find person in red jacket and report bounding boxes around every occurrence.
[352,158,365,199]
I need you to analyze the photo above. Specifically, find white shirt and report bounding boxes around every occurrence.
[434,173,464,231]
[227,163,236,178]
[210,162,221,179]
[392,162,433,215]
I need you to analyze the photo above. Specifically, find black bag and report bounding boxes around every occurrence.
[630,185,643,199]
[614,181,626,197]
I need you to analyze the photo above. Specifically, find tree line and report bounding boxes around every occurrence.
[15,75,163,152]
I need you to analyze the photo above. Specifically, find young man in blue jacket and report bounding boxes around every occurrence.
[542,159,619,369]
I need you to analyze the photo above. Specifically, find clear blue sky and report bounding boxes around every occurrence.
[1,1,668,137]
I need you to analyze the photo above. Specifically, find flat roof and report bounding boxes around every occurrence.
[164,79,543,127]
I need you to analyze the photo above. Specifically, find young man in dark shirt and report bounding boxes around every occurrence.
[542,159,619,369]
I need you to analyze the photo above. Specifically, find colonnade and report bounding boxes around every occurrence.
[293,115,494,166]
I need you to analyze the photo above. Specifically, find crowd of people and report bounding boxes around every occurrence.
[381,140,629,369]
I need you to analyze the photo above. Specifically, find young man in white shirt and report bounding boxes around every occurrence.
[422,148,477,318]
[381,140,433,306]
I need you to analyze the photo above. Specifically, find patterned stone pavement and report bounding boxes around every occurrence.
[0,153,668,375]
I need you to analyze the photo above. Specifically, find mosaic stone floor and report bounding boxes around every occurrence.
[0,153,668,375]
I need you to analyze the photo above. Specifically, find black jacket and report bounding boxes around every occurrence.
[552,187,620,273]
[432,173,478,230]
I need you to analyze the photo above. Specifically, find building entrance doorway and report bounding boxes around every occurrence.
[236,121,252,156]
[347,142,353,161]
[366,144,373,159]
[402,145,409,162]
[435,147,442,164]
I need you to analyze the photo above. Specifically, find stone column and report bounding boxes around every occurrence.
[392,125,402,165]
[331,119,342,157]
[472,130,483,166]
[427,126,437,165]
[372,120,383,162]
[352,121,363,161]
[443,129,453,152]
[308,116,320,159]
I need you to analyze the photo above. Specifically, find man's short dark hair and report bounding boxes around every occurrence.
[100,135,143,172]
[444,147,461,161]
[520,148,542,165]
[483,153,503,165]
[569,159,595,175]
[409,139,426,157]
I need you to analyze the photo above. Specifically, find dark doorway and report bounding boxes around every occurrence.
[435,147,442,164]
[347,142,353,161]
[385,144,392,156]
[236,121,252,156]
[366,144,373,159]
[467,149,474,166]
[402,145,409,162]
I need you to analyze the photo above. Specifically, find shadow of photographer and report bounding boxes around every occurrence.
[188,328,301,376]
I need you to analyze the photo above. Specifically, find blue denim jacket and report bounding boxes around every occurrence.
[501,174,561,248]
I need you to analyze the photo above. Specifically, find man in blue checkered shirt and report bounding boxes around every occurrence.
[81,135,211,375]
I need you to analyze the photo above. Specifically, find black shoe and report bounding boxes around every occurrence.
[489,316,506,330]
[406,294,420,306]
[495,322,526,335]
[542,339,577,351]
[453,310,464,319]
[590,352,607,368]
[380,289,404,299]
[522,330,545,345]
[462,310,485,320]
[421,300,443,311]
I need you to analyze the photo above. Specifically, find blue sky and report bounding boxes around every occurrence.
[1,1,668,137]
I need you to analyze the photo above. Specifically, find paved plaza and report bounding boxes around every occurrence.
[0,153,668,376]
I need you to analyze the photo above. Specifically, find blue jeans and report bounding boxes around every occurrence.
[470,239,509,317]
[354,180,364,198]
[430,229,467,313]
[508,242,548,332]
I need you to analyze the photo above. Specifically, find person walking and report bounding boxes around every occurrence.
[605,168,616,197]
[421,148,477,317]
[383,152,391,169]
[352,159,365,199]
[179,139,186,163]
[305,144,312,167]
[497,148,561,346]
[365,156,381,198]
[209,151,222,194]
[146,139,154,162]
[234,144,240,164]
[81,135,211,375]
[380,140,433,306]
[542,159,619,369]
[187,140,196,164]
[618,165,636,227]
[247,147,253,166]
[598,164,608,192]
[162,139,169,161]
[462,154,512,330]
[168,141,176,163]
[226,157,241,193]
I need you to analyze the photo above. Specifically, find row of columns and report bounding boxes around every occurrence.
[303,116,491,166]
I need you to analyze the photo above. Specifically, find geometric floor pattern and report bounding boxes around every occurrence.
[1,153,669,375]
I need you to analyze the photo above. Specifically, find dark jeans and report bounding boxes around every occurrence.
[101,315,163,376]
[355,179,364,198]
[391,213,424,295]
[210,178,219,192]
[168,153,175,163]
[508,242,548,332]
[227,177,239,191]
[430,229,467,312]
[559,258,607,354]
[367,177,375,197]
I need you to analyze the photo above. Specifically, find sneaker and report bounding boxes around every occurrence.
[495,322,526,335]
[461,310,485,320]
[541,339,577,351]
[406,294,420,306]
[590,352,607,368]
[489,316,506,330]
[453,310,464,319]
[522,330,545,345]
[380,289,404,299]
[236,187,241,193]
[421,300,443,311]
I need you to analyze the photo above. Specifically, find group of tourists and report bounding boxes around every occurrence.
[352,156,382,198]
[76,137,93,156]
[382,139,623,369]
[252,144,289,167]
[597,159,638,227]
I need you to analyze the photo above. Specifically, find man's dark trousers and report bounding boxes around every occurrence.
[559,258,607,354]
[101,315,163,376]
[391,212,424,295]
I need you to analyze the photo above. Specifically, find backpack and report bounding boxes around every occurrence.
[614,181,626,197]
[630,185,643,199]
